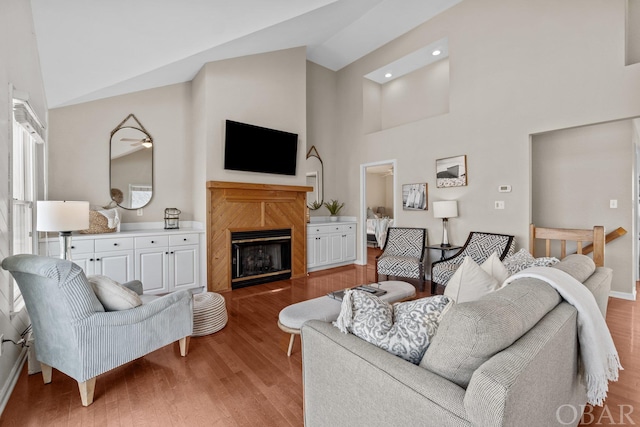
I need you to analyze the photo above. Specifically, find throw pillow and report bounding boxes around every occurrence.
[480,252,510,285]
[502,248,537,274]
[444,257,500,303]
[333,291,452,364]
[502,249,560,275]
[87,275,143,311]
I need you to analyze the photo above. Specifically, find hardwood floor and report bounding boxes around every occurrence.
[1,249,639,426]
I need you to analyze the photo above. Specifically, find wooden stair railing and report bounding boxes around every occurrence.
[580,227,627,256]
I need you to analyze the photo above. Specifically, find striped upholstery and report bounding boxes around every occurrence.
[376,227,426,283]
[431,232,515,293]
[1,254,193,384]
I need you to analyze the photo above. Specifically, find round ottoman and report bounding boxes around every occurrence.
[192,292,228,336]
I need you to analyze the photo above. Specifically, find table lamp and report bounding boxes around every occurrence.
[37,201,90,260]
[433,200,458,247]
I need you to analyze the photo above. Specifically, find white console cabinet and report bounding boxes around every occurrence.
[134,233,200,294]
[39,228,204,294]
[307,222,356,272]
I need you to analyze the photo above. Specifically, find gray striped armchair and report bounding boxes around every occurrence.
[430,232,515,294]
[1,254,193,406]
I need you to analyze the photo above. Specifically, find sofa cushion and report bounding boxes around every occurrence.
[420,279,561,388]
[87,275,143,311]
[334,291,452,364]
[444,257,500,303]
[553,254,595,283]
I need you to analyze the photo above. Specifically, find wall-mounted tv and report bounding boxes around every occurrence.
[224,120,298,176]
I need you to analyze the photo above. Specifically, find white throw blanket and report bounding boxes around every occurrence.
[504,267,622,406]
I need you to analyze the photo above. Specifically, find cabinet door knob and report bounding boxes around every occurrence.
[165,252,169,255]
[170,251,174,254]
[96,258,101,261]
[151,240,155,244]
[89,258,94,261]
[183,238,187,241]
[71,246,75,249]
[113,243,118,246]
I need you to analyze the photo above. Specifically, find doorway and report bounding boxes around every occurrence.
[359,160,396,265]
[531,118,638,300]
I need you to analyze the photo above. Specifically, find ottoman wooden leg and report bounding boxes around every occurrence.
[287,334,295,357]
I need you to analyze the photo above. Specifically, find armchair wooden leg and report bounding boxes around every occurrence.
[40,363,52,384]
[78,377,96,406]
[179,336,190,356]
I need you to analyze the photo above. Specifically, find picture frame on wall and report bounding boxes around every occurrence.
[436,155,467,188]
[402,183,428,210]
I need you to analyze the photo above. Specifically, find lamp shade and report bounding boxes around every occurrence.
[37,201,90,232]
[433,200,458,219]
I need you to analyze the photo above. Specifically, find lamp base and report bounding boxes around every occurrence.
[441,218,450,247]
[59,231,73,261]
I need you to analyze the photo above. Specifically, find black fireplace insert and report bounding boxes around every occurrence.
[230,228,292,289]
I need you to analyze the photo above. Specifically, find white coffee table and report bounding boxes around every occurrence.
[277,281,416,356]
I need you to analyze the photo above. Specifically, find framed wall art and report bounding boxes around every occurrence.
[402,183,428,210]
[436,155,467,188]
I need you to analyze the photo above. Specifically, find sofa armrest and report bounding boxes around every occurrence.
[121,280,143,295]
[301,320,468,427]
[464,303,585,427]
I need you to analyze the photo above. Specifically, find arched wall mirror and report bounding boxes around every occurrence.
[306,145,324,209]
[110,114,153,210]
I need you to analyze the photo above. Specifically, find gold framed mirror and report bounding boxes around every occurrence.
[110,114,153,210]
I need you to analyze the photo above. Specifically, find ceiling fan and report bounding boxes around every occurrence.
[120,137,153,148]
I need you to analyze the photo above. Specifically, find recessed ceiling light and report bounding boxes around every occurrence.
[384,72,392,78]
[432,49,441,56]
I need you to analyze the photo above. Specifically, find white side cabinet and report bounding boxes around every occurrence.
[40,228,204,295]
[41,236,134,284]
[134,233,200,295]
[307,222,356,272]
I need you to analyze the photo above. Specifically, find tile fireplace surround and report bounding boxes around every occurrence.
[206,181,312,292]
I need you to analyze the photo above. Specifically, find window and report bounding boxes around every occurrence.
[10,100,44,314]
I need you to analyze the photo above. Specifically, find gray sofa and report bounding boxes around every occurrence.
[301,255,612,427]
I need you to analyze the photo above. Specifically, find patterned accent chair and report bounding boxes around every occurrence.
[375,227,427,291]
[1,254,193,406]
[430,232,516,294]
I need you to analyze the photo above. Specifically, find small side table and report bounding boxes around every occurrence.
[426,244,462,261]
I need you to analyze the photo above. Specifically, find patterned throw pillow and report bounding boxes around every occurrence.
[333,291,452,364]
[503,248,560,275]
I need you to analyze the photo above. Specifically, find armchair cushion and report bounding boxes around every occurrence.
[88,275,142,311]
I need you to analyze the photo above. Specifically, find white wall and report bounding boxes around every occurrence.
[306,61,338,217]
[309,0,640,294]
[532,120,635,295]
[201,47,307,187]
[0,0,47,411]
[48,83,193,224]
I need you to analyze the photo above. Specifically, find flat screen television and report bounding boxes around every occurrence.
[224,120,298,176]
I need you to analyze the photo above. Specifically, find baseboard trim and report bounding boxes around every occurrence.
[0,348,27,415]
[610,290,636,301]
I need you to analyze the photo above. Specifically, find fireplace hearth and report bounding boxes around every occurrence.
[231,229,292,289]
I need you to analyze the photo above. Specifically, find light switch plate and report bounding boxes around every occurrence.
[498,185,512,193]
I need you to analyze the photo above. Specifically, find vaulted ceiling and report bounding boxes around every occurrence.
[30,0,462,108]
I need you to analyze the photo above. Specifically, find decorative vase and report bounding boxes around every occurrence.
[330,215,338,222]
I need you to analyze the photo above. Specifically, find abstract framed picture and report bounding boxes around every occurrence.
[402,183,428,210]
[436,155,467,188]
